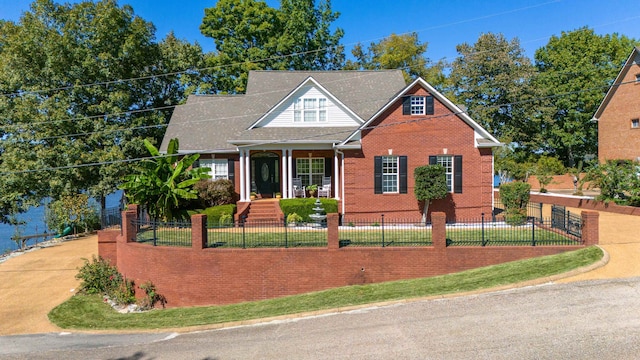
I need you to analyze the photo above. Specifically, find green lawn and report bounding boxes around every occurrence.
[136,225,578,248]
[48,246,603,330]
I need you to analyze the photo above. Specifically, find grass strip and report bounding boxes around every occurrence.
[49,246,603,330]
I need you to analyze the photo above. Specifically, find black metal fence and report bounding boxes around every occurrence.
[446,213,582,246]
[207,218,327,248]
[134,219,192,247]
[493,197,543,222]
[100,206,122,229]
[338,216,433,247]
[551,205,582,238]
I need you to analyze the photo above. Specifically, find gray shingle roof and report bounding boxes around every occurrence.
[161,70,406,152]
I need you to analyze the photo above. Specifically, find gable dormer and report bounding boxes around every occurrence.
[248,77,364,129]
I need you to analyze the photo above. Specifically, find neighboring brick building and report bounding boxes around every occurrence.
[594,46,640,163]
[161,71,501,221]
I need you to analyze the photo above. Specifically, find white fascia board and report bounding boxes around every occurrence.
[593,47,639,119]
[247,76,364,129]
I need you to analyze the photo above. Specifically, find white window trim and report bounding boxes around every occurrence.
[200,159,228,180]
[382,156,399,193]
[294,97,327,123]
[436,155,454,192]
[632,118,639,129]
[296,157,325,186]
[410,96,425,115]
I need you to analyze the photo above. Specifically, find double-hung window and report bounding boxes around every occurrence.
[296,158,324,186]
[199,159,228,180]
[294,97,327,122]
[374,156,407,194]
[429,155,463,193]
[382,156,399,193]
[436,156,453,192]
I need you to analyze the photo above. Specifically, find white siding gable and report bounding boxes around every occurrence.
[256,85,361,128]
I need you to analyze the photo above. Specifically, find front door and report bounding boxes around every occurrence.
[253,155,279,198]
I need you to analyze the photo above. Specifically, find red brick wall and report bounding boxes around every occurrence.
[598,59,640,162]
[97,230,119,265]
[343,85,494,221]
[107,212,591,308]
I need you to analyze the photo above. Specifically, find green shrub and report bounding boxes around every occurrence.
[75,255,122,295]
[200,204,236,226]
[219,213,232,227]
[195,179,236,207]
[108,278,136,305]
[499,182,531,226]
[286,213,303,224]
[138,281,167,310]
[280,199,338,222]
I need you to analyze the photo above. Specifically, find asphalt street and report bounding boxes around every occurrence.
[2,277,640,360]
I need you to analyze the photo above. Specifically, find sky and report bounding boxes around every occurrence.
[1,0,639,63]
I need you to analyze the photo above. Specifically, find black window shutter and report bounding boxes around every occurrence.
[429,155,437,165]
[454,155,463,193]
[374,156,382,194]
[399,156,408,194]
[227,158,235,182]
[426,96,434,115]
[402,96,411,115]
[324,157,332,177]
[292,158,297,178]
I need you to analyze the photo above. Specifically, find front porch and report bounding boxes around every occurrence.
[236,148,342,202]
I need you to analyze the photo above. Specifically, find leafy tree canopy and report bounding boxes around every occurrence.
[200,0,345,93]
[534,27,638,166]
[0,0,206,222]
[344,32,446,87]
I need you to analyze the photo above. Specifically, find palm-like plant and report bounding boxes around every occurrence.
[120,138,211,221]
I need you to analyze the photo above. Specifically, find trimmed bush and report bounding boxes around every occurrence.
[499,182,531,226]
[195,179,236,207]
[279,199,338,222]
[199,204,236,226]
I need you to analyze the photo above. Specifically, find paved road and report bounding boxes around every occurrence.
[3,277,640,359]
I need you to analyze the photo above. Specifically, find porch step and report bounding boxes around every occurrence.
[244,200,282,224]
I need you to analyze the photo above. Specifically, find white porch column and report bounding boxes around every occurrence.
[281,148,288,198]
[239,149,246,201]
[334,152,340,200]
[288,149,293,198]
[245,150,251,199]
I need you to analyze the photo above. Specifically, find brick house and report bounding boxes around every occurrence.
[593,46,640,163]
[161,70,501,221]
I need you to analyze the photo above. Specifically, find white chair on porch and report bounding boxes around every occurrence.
[292,177,306,198]
[317,176,331,198]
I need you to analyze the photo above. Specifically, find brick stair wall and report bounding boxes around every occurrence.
[244,200,282,224]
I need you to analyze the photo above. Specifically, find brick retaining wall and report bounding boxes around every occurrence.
[98,205,598,307]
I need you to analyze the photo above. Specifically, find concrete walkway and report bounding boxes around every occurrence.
[0,210,639,336]
[0,235,97,335]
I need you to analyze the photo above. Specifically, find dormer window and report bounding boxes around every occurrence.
[402,95,434,115]
[294,97,327,122]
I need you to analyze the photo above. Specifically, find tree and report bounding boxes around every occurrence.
[344,32,446,87]
[414,165,448,223]
[449,33,539,149]
[499,181,531,226]
[200,0,344,93]
[583,159,640,206]
[534,27,637,166]
[534,156,565,193]
[45,194,100,235]
[0,0,206,222]
[120,138,211,221]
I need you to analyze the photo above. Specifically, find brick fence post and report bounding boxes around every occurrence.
[121,210,138,243]
[431,212,447,249]
[192,214,207,249]
[327,213,339,250]
[581,211,599,246]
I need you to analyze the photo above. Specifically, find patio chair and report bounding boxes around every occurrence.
[317,176,331,198]
[292,177,306,198]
